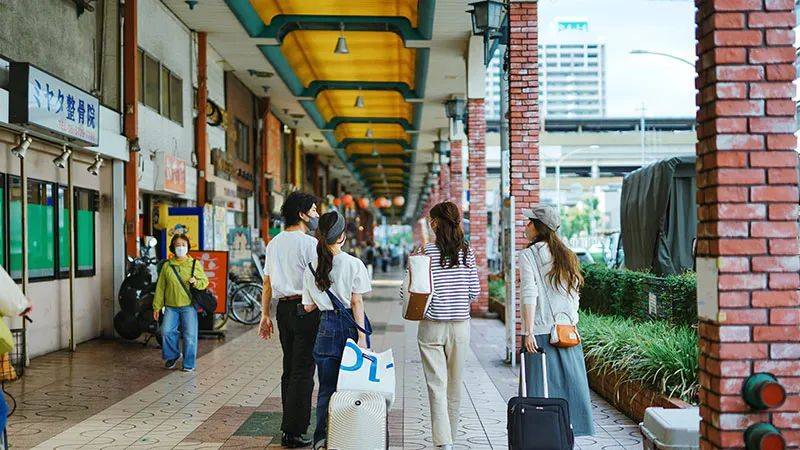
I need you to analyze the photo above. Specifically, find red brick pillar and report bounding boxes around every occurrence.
[695,1,799,449]
[509,1,540,348]
[439,158,451,203]
[450,140,463,208]
[468,99,489,315]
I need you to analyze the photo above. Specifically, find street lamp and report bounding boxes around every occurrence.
[630,50,694,68]
[555,145,600,210]
[434,139,450,165]
[467,0,506,37]
[444,97,467,121]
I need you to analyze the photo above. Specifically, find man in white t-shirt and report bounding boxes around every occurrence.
[259,191,320,448]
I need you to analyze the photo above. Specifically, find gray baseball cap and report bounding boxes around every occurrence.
[522,204,561,231]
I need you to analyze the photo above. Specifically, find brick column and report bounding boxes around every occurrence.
[468,99,489,315]
[508,1,540,348]
[450,140,464,207]
[695,1,799,449]
[439,158,451,203]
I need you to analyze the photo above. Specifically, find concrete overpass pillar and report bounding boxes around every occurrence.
[508,0,541,347]
[695,1,799,448]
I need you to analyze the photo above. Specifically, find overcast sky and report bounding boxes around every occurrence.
[539,0,697,118]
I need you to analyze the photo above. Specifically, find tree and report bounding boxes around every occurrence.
[560,198,601,239]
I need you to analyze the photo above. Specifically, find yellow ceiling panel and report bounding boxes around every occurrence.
[282,31,416,88]
[346,143,406,155]
[354,157,407,166]
[250,0,419,27]
[334,123,411,143]
[315,90,412,123]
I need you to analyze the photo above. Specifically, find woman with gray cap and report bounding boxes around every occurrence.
[301,211,372,449]
[518,204,594,436]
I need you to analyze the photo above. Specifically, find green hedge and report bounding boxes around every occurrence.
[488,279,506,302]
[579,311,699,403]
[580,264,697,326]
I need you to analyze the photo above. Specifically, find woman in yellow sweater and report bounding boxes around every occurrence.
[153,234,209,372]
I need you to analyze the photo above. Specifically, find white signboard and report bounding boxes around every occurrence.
[696,257,720,322]
[648,292,658,316]
[9,63,100,145]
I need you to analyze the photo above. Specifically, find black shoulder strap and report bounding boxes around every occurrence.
[170,263,194,302]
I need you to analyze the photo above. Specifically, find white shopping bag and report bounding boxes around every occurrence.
[337,338,396,408]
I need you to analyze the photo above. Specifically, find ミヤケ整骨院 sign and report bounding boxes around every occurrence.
[8,62,100,146]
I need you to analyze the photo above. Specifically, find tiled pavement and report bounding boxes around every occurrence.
[7,273,641,449]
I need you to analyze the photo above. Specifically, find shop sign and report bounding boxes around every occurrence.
[9,62,100,145]
[188,250,228,314]
[211,147,234,180]
[207,177,239,203]
[163,155,186,194]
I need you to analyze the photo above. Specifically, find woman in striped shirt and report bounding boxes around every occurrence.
[417,201,480,450]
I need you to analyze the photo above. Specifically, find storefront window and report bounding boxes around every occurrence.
[9,177,56,279]
[75,189,97,274]
[58,186,70,275]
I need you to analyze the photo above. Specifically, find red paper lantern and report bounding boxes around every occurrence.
[342,194,354,208]
[374,197,388,208]
[333,198,341,207]
[357,197,370,209]
[393,196,405,207]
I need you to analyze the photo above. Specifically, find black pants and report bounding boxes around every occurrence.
[276,299,320,435]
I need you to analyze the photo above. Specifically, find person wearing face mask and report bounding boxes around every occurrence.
[259,191,321,448]
[153,233,209,372]
[301,211,371,450]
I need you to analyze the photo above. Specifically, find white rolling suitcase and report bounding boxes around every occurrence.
[327,391,388,450]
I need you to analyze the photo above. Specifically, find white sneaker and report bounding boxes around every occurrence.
[438,445,453,450]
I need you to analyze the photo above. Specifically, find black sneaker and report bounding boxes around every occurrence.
[281,433,312,448]
[165,357,180,369]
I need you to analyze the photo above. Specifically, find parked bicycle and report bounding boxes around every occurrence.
[214,272,263,329]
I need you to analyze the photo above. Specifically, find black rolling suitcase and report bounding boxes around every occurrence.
[507,349,574,450]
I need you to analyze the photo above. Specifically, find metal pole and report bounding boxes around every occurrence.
[640,104,646,166]
[505,196,516,367]
[20,150,28,365]
[555,162,561,211]
[68,157,76,352]
[499,46,510,200]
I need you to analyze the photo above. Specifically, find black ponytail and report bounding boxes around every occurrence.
[314,212,344,291]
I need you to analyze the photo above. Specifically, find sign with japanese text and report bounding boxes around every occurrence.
[188,250,228,314]
[163,154,186,194]
[9,62,100,145]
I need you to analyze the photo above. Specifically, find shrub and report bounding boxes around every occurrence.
[580,264,697,326]
[488,279,505,302]
[579,311,699,403]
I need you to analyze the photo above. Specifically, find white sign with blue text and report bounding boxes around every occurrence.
[337,338,396,407]
[9,63,100,146]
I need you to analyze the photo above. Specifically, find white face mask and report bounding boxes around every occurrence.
[174,245,188,258]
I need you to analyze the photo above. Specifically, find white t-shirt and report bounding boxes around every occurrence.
[264,230,317,299]
[302,252,372,310]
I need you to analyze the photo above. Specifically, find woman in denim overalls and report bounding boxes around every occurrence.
[301,211,372,449]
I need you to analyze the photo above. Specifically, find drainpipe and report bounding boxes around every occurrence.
[123,0,140,257]
[196,32,208,205]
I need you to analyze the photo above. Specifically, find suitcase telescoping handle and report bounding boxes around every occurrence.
[520,348,549,398]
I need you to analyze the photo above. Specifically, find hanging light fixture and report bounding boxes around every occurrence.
[53,144,72,168]
[354,92,365,108]
[365,128,374,138]
[334,23,349,54]
[11,133,32,159]
[87,154,104,176]
[371,145,379,157]
[185,0,198,9]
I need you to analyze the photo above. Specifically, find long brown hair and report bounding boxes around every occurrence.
[429,202,470,268]
[528,219,583,295]
[313,211,344,291]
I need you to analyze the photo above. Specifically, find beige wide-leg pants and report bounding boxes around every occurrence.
[417,319,470,447]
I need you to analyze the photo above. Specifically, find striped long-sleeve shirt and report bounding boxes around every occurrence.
[408,243,480,321]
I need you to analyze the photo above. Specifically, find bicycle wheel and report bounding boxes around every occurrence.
[230,283,263,325]
[214,312,229,330]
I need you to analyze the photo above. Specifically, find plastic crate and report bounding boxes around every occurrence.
[640,407,699,450]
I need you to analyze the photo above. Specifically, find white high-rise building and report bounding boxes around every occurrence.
[484,19,606,120]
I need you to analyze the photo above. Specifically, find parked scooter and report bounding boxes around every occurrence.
[114,237,162,346]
